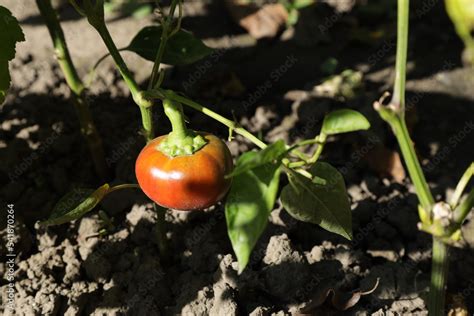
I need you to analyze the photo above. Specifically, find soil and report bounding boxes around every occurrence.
[1,0,474,315]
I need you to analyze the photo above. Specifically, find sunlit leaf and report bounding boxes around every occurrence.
[281,162,352,240]
[226,152,281,273]
[321,109,370,136]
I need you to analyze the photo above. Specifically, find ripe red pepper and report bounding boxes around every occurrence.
[135,133,233,210]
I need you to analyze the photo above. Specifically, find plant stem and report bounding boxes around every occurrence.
[392,0,409,111]
[153,204,169,260]
[148,0,180,89]
[163,99,188,139]
[157,90,268,149]
[92,21,155,141]
[36,0,109,180]
[450,162,474,209]
[38,0,83,94]
[93,23,138,99]
[307,134,327,164]
[286,160,306,168]
[392,117,434,211]
[381,0,434,215]
[382,1,451,314]
[429,238,449,316]
[107,183,140,194]
[454,188,474,225]
[289,138,321,149]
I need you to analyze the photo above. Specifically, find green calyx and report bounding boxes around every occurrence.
[158,132,207,157]
[158,99,207,157]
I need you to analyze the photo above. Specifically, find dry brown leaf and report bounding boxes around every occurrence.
[225,0,288,39]
[365,145,406,183]
[296,278,380,314]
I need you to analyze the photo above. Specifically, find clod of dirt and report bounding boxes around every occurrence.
[306,245,324,264]
[126,203,156,227]
[367,239,400,262]
[77,216,102,260]
[262,234,311,301]
[174,279,214,315]
[35,223,59,251]
[332,245,368,270]
[249,306,271,316]
[389,297,427,315]
[126,203,158,244]
[210,281,238,315]
[1,232,99,316]
[62,240,81,284]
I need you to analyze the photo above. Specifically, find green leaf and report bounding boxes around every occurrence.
[227,140,286,177]
[125,26,213,65]
[40,184,110,226]
[321,109,370,136]
[0,6,25,104]
[281,162,352,240]
[446,0,474,64]
[294,0,315,9]
[226,152,281,273]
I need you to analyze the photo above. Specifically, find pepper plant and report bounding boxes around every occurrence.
[374,0,474,314]
[1,0,370,273]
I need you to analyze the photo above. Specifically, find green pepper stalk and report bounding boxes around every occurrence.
[374,1,452,314]
[36,0,109,180]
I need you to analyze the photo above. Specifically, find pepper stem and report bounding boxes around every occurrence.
[164,99,188,140]
[159,99,207,157]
